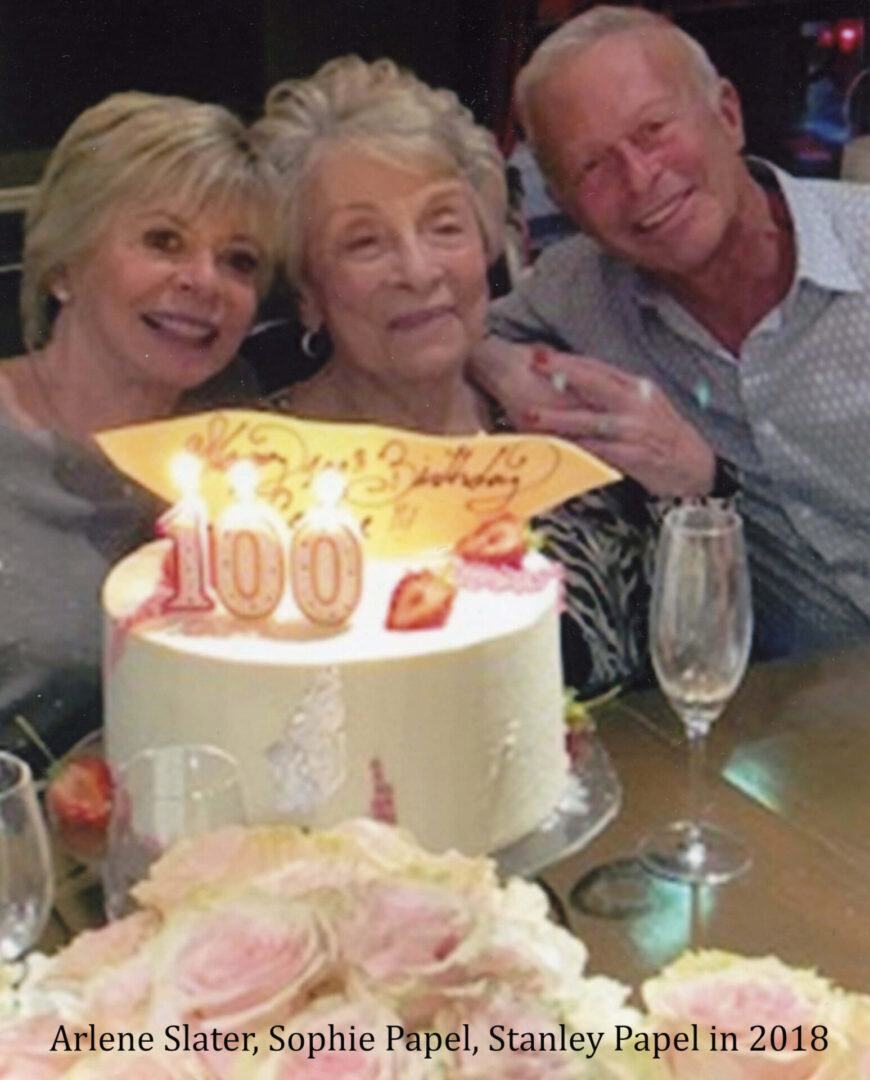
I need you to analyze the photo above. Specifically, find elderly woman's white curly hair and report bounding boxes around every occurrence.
[253,56,508,294]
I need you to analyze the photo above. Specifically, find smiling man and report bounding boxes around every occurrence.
[474,5,870,658]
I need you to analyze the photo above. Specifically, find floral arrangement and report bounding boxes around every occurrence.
[641,950,868,1079]
[0,821,639,1080]
[1,820,868,1080]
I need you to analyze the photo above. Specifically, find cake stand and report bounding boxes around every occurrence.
[494,733,621,879]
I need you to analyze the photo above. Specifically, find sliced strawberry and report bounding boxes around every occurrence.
[386,570,456,631]
[455,513,526,569]
[46,756,114,863]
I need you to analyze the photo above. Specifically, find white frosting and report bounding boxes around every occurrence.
[103,541,569,854]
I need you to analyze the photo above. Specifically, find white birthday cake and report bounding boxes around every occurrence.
[95,409,618,857]
[102,541,569,855]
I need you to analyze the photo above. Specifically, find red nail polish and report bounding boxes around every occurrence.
[524,409,540,425]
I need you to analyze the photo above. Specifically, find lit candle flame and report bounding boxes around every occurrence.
[228,459,259,502]
[171,451,203,500]
[312,468,346,509]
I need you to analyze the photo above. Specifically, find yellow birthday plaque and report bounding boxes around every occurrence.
[97,410,619,557]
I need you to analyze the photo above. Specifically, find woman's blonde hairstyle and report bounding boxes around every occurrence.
[22,91,279,350]
[253,57,507,293]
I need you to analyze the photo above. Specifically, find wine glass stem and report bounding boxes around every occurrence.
[686,719,710,836]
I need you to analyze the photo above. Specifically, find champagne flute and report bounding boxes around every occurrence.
[0,751,54,959]
[102,744,247,920]
[640,502,753,885]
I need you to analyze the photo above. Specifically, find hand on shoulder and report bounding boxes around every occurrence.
[468,338,715,498]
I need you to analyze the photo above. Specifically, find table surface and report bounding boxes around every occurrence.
[542,643,870,997]
[42,644,870,996]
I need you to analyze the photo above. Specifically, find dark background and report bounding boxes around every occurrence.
[0,0,867,365]
[0,0,866,181]
[0,0,527,183]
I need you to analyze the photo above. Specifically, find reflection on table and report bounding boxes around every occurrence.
[543,643,870,996]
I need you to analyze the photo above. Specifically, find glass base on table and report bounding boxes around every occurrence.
[639,820,751,885]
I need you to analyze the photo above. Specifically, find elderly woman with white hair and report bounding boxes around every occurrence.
[255,56,505,434]
[0,91,277,763]
[256,56,652,696]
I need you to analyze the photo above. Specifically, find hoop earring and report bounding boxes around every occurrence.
[301,329,319,358]
[300,326,331,360]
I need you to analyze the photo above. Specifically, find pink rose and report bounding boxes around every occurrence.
[257,858,370,903]
[132,826,310,912]
[337,882,479,1021]
[257,997,429,1080]
[642,951,847,1080]
[134,822,497,915]
[152,894,332,1032]
[48,910,160,984]
[0,1014,80,1080]
[340,883,475,981]
[64,1050,210,1079]
[78,947,156,1035]
[328,820,498,897]
[32,912,160,1038]
[831,993,870,1080]
[466,879,589,999]
[444,993,578,1080]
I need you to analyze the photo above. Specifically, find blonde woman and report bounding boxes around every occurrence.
[0,92,278,761]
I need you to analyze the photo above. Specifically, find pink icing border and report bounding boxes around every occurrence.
[453,558,565,612]
[104,582,174,675]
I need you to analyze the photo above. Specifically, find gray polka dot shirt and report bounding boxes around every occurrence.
[490,161,870,657]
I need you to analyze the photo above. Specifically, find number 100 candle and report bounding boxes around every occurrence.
[157,457,363,626]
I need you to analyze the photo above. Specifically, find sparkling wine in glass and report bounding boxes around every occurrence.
[640,502,753,885]
[0,751,54,959]
[102,743,247,920]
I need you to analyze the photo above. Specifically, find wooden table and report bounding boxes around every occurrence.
[41,645,870,996]
[542,644,870,996]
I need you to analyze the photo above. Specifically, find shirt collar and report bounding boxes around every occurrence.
[615,157,863,307]
[755,158,862,294]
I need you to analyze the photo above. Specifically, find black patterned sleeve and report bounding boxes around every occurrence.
[534,481,657,697]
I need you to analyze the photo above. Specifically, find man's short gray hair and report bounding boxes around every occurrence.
[22,92,279,351]
[253,56,507,293]
[516,5,722,141]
